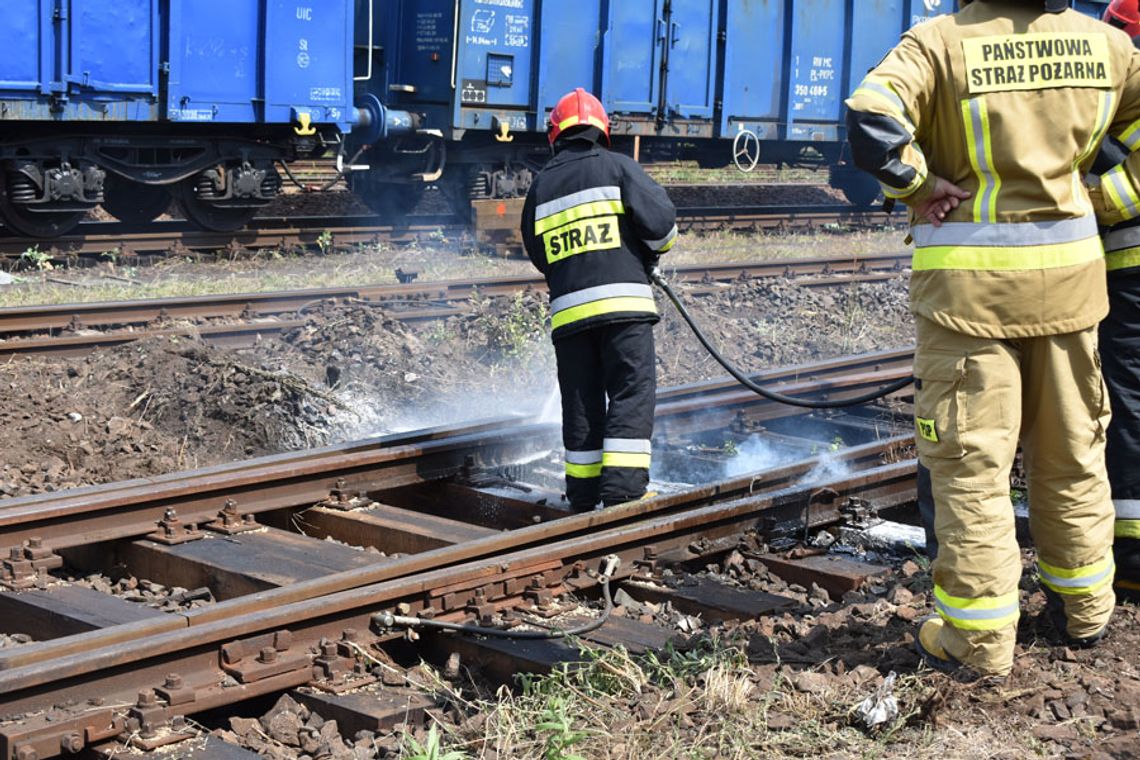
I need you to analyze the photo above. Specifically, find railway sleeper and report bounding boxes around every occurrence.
[0,462,916,755]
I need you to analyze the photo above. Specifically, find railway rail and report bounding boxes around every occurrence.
[0,350,917,758]
[0,204,902,263]
[0,255,911,359]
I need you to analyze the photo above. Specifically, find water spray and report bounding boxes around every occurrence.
[648,268,914,409]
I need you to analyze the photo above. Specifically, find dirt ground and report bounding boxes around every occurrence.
[0,272,913,499]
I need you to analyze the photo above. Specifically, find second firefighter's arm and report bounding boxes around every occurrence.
[844,33,937,206]
[1091,45,1140,226]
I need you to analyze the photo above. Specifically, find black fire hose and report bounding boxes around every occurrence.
[649,269,914,409]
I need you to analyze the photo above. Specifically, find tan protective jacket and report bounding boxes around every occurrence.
[846,0,1140,338]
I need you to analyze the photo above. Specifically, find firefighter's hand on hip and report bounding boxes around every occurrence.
[915,176,971,227]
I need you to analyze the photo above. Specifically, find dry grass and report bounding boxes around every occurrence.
[0,229,909,309]
[382,635,1057,760]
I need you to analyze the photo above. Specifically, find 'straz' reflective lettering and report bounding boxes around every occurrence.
[544,215,620,263]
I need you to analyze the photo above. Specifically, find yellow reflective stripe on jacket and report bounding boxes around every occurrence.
[962,98,1000,223]
[1117,520,1140,539]
[602,451,651,469]
[881,141,928,200]
[1038,555,1115,595]
[566,462,603,479]
[1102,226,1140,271]
[1120,118,1140,152]
[1114,500,1140,538]
[1102,164,1140,221]
[550,283,657,331]
[1075,91,1114,214]
[914,237,1103,271]
[934,585,1020,631]
[1106,247,1140,271]
[852,77,915,132]
[535,199,626,235]
[551,296,657,330]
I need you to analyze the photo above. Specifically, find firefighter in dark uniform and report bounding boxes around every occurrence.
[521,88,677,511]
[1102,0,1140,604]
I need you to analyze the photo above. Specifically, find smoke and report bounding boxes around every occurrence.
[329,378,561,441]
[651,429,856,489]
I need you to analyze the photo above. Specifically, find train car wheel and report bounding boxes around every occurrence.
[102,175,172,224]
[0,185,85,238]
[175,181,259,232]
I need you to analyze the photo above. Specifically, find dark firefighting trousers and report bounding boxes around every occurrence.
[555,321,655,509]
[1101,270,1140,601]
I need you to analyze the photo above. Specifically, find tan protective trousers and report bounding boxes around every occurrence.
[915,317,1116,675]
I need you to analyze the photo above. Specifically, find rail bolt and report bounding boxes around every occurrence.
[27,537,42,550]
[136,690,158,707]
[258,647,278,664]
[164,673,183,690]
[14,745,38,760]
[60,732,83,754]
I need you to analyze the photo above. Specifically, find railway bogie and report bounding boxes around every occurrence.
[0,0,366,237]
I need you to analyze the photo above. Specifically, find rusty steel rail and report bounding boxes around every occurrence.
[0,351,914,552]
[0,255,911,359]
[0,255,911,336]
[0,452,916,759]
[0,204,902,262]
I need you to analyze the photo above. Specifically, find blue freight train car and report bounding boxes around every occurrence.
[350,0,961,213]
[0,1,1115,237]
[351,0,1119,214]
[0,0,404,237]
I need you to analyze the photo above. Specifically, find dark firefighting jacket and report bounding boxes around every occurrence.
[521,139,677,342]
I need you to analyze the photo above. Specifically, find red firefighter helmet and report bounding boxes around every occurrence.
[1105,0,1140,37]
[548,88,611,146]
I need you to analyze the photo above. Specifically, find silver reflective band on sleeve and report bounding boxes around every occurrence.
[565,450,603,465]
[911,216,1098,248]
[1121,119,1140,152]
[535,186,622,222]
[859,80,913,129]
[550,283,655,314]
[644,224,678,252]
[1105,165,1140,218]
[1103,226,1140,253]
[1115,499,1140,520]
[603,438,652,454]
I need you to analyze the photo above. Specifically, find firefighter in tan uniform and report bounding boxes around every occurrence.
[846,0,1140,677]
